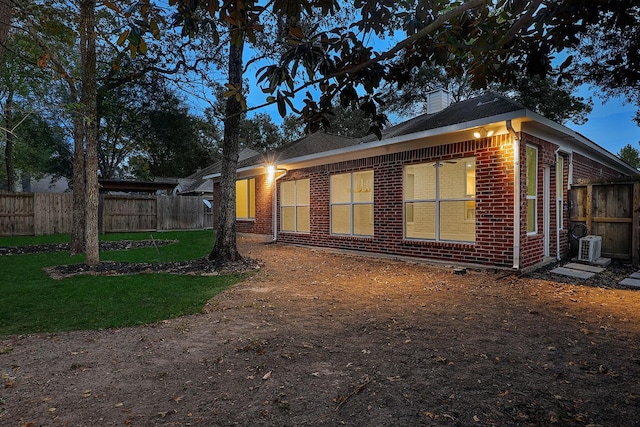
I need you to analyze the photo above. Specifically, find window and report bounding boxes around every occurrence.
[236,178,256,219]
[330,170,374,236]
[556,156,564,230]
[281,179,310,233]
[526,146,538,234]
[404,157,476,242]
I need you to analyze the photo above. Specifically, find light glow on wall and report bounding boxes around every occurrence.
[266,165,276,183]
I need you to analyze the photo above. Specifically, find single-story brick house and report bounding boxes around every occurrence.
[204,92,638,270]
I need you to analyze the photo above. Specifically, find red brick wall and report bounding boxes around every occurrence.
[209,133,626,269]
[519,135,559,268]
[278,135,518,268]
[572,152,626,182]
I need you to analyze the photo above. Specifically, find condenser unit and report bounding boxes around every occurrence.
[578,235,602,262]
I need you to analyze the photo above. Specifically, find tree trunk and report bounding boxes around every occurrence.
[0,0,12,66]
[80,0,99,265]
[209,37,244,262]
[3,90,14,192]
[70,98,86,255]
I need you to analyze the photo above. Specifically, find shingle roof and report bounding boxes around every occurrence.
[179,148,260,194]
[362,92,526,142]
[227,92,526,170]
[241,131,359,168]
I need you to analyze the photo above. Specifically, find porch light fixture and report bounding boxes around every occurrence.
[473,127,494,139]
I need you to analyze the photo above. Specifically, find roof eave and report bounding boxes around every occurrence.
[521,110,640,176]
[256,110,528,172]
[203,107,638,179]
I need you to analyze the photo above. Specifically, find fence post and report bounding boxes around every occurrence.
[633,183,639,268]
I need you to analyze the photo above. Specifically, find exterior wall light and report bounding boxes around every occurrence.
[473,128,494,139]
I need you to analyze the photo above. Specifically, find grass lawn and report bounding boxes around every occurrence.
[0,230,244,336]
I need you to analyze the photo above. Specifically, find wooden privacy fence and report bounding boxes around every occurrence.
[0,192,73,236]
[570,179,640,266]
[0,192,213,236]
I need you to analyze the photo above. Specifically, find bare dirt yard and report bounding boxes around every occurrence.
[2,237,640,426]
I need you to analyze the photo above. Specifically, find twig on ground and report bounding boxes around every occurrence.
[335,366,378,411]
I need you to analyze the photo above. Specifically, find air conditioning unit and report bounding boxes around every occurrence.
[578,235,602,262]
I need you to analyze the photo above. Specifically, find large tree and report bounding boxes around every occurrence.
[98,75,217,179]
[0,11,65,191]
[79,0,99,265]
[4,112,72,183]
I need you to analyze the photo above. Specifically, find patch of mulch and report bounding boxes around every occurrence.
[44,257,261,279]
[2,238,261,278]
[0,239,177,256]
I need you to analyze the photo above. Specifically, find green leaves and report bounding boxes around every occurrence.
[222,83,247,112]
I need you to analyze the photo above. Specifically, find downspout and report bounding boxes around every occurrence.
[555,149,561,261]
[272,169,288,242]
[507,120,520,270]
[567,152,574,190]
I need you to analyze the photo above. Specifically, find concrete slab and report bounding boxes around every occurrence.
[563,263,605,273]
[550,267,596,279]
[619,278,640,289]
[569,257,611,267]
[629,272,640,279]
[592,257,612,267]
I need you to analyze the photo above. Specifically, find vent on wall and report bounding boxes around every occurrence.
[578,235,602,262]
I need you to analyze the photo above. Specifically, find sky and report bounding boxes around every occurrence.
[569,92,640,157]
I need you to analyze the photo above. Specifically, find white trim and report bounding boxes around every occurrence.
[329,170,374,237]
[543,166,550,257]
[272,169,288,241]
[507,120,521,270]
[526,145,539,235]
[403,158,476,243]
[280,178,311,234]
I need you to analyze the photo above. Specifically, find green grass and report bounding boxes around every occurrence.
[0,230,244,336]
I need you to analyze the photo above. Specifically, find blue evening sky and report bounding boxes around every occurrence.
[569,91,639,157]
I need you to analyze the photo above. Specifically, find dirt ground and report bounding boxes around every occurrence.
[1,237,640,426]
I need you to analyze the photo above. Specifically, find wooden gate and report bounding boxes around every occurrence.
[570,179,640,266]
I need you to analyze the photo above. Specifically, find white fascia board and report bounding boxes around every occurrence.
[202,172,220,180]
[521,110,640,176]
[202,168,266,182]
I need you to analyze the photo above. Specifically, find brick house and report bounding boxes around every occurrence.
[204,92,638,270]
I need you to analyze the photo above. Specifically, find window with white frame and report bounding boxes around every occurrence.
[330,170,374,236]
[526,146,538,234]
[236,178,256,220]
[556,156,564,230]
[281,179,310,233]
[404,157,476,242]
